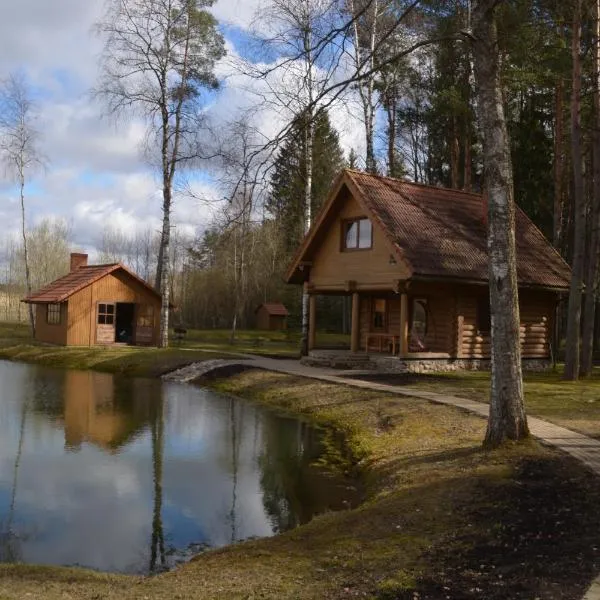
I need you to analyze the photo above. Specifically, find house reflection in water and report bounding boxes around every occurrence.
[62,370,156,453]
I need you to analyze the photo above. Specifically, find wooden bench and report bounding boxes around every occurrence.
[364,333,400,355]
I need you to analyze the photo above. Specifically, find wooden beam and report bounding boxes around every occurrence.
[351,292,360,352]
[308,294,317,351]
[456,314,465,358]
[399,293,409,356]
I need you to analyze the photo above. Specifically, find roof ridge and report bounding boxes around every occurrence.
[344,168,484,198]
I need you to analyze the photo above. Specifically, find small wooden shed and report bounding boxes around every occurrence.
[255,302,289,331]
[22,253,161,347]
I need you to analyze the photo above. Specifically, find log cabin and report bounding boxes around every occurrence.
[285,170,572,372]
[22,253,161,347]
[255,302,289,331]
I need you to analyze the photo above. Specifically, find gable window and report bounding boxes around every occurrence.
[477,296,491,334]
[343,218,372,250]
[372,298,387,330]
[97,303,115,325]
[46,303,61,325]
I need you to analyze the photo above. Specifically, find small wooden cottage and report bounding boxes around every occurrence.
[255,302,289,331]
[22,253,161,347]
[286,170,572,371]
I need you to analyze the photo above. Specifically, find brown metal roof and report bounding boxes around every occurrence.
[22,263,161,304]
[256,302,289,316]
[287,169,572,291]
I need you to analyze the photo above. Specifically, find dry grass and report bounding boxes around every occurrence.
[355,369,600,438]
[1,371,599,599]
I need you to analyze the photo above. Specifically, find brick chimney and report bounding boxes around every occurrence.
[70,253,88,272]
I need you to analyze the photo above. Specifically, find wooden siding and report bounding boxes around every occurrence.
[353,284,555,358]
[256,307,286,331]
[35,302,68,345]
[67,271,160,347]
[459,290,555,359]
[309,191,408,290]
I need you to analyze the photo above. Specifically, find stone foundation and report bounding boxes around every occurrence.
[303,350,551,373]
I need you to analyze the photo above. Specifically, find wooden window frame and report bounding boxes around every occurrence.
[371,297,388,331]
[410,298,428,335]
[341,217,373,251]
[97,302,116,326]
[46,303,61,326]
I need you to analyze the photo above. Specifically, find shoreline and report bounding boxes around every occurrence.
[1,359,600,598]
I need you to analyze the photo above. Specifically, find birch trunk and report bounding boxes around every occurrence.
[300,18,315,357]
[19,165,34,337]
[581,0,600,376]
[472,0,529,447]
[564,0,586,380]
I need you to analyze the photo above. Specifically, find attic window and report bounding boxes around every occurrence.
[343,218,372,250]
[46,303,61,325]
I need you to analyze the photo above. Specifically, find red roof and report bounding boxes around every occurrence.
[287,170,572,291]
[257,302,289,316]
[22,263,161,304]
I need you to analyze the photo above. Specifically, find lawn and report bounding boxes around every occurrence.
[347,369,600,439]
[0,322,230,377]
[1,369,600,599]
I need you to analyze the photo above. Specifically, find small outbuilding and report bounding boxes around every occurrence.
[255,302,289,331]
[22,253,161,347]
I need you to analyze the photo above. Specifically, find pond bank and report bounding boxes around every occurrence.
[2,367,600,599]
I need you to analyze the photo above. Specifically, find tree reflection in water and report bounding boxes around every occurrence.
[0,399,28,562]
[149,391,166,573]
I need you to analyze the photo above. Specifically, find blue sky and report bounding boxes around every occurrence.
[0,0,364,257]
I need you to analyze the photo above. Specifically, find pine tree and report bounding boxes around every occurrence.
[267,110,345,254]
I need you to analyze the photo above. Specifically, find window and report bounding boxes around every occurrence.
[97,303,115,325]
[343,218,372,250]
[477,296,491,333]
[46,304,61,325]
[137,304,154,327]
[410,298,428,351]
[411,299,428,337]
[372,298,387,330]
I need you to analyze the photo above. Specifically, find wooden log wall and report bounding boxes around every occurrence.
[459,293,554,359]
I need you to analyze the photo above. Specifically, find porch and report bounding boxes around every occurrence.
[307,286,454,359]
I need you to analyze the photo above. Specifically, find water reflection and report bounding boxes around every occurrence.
[0,361,359,573]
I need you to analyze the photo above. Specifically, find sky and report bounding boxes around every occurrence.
[0,0,364,257]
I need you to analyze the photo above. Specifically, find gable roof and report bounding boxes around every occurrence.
[256,302,289,316]
[286,169,572,291]
[22,263,161,304]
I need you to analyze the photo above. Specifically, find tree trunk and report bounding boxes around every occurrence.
[472,0,528,447]
[300,112,314,357]
[564,0,586,381]
[553,79,565,249]
[158,185,171,348]
[19,168,35,338]
[581,0,600,376]
[450,116,460,189]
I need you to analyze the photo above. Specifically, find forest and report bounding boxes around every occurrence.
[0,0,597,378]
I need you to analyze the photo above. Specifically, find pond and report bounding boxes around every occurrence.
[0,360,359,574]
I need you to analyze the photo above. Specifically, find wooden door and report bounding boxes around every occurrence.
[96,302,116,344]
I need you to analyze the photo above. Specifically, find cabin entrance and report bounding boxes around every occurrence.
[115,303,135,344]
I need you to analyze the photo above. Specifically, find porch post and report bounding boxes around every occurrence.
[351,292,360,352]
[399,293,409,356]
[308,294,317,351]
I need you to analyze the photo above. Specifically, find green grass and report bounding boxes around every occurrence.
[370,368,600,439]
[0,322,229,377]
[1,370,599,599]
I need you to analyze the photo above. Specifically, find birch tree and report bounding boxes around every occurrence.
[95,0,225,347]
[471,0,529,447]
[0,74,43,337]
